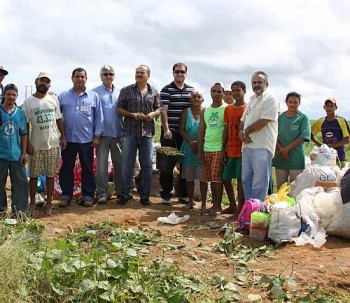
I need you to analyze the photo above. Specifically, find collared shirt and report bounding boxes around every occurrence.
[93,84,124,138]
[58,88,104,143]
[241,90,279,156]
[117,83,160,137]
[160,81,194,132]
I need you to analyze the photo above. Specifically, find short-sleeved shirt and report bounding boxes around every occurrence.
[58,88,104,143]
[160,82,194,132]
[22,94,62,150]
[224,104,246,157]
[311,116,350,161]
[204,104,226,152]
[273,111,311,170]
[0,106,27,161]
[241,90,279,156]
[117,83,160,137]
[93,84,124,138]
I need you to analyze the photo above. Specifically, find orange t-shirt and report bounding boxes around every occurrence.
[224,104,246,157]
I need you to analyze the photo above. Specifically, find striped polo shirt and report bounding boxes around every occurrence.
[160,81,194,132]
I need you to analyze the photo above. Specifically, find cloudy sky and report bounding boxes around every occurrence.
[1,0,350,119]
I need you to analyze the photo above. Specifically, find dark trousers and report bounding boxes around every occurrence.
[159,129,187,199]
[59,142,96,200]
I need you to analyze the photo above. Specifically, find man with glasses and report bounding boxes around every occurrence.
[223,85,234,105]
[239,71,279,202]
[93,65,124,204]
[160,62,194,205]
[0,66,9,104]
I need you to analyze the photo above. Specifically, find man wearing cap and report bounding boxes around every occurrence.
[311,98,350,167]
[0,66,9,104]
[22,72,67,215]
[58,68,104,207]
[93,65,124,204]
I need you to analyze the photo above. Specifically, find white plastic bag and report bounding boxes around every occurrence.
[290,165,337,199]
[268,202,301,243]
[157,213,190,224]
[310,144,338,166]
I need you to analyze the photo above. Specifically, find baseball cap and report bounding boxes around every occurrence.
[324,97,337,106]
[37,72,51,81]
[0,66,8,75]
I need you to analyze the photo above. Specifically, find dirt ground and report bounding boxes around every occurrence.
[7,172,350,300]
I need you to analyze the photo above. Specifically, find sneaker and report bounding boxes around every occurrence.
[162,198,172,206]
[35,193,45,206]
[58,199,69,208]
[117,195,133,206]
[97,196,107,205]
[140,198,150,206]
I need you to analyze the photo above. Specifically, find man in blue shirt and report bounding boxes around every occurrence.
[58,67,104,207]
[0,84,28,217]
[93,65,124,204]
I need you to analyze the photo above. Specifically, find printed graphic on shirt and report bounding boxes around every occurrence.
[208,112,219,127]
[34,108,55,130]
[3,121,15,136]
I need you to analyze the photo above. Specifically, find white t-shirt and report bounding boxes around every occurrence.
[22,94,62,150]
[241,90,279,156]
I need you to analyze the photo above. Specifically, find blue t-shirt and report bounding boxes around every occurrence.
[0,106,27,161]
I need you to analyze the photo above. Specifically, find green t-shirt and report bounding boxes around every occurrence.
[204,104,225,152]
[273,111,311,170]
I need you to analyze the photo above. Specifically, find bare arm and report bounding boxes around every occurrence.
[278,137,306,160]
[311,133,322,147]
[161,104,172,139]
[20,134,28,164]
[328,136,350,148]
[221,124,228,163]
[56,118,67,150]
[196,109,206,163]
[26,123,34,155]
[245,118,270,135]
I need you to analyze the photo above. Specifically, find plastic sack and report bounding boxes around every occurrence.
[267,202,301,243]
[310,144,338,166]
[292,228,327,248]
[277,182,291,201]
[290,164,337,199]
[157,213,190,225]
[340,168,350,204]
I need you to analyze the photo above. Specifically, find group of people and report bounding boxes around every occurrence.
[0,63,349,218]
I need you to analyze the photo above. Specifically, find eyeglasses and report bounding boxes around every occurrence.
[211,89,223,94]
[102,73,114,76]
[192,95,203,99]
[174,70,186,74]
[224,92,232,95]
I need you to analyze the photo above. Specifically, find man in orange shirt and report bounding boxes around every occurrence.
[221,81,246,214]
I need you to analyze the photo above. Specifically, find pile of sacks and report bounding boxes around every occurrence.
[236,145,350,248]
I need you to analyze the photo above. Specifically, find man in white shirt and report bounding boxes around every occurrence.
[22,72,67,215]
[239,71,279,201]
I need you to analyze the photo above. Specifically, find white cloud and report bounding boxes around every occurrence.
[1,0,350,119]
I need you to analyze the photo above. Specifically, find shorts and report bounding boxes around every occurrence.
[222,157,242,180]
[181,165,207,182]
[204,151,223,182]
[28,147,60,178]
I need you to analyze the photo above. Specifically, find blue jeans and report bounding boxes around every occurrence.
[95,136,122,197]
[59,142,95,201]
[120,135,153,199]
[242,148,272,201]
[0,159,28,215]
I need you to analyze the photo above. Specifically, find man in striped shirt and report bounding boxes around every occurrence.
[160,63,194,205]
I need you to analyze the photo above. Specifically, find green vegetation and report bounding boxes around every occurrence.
[0,220,344,302]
